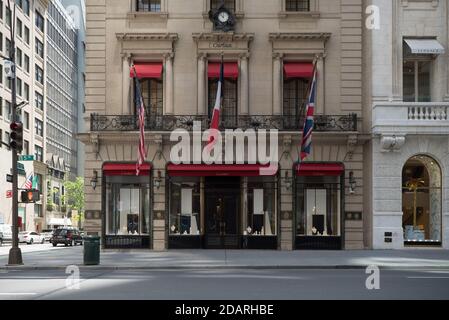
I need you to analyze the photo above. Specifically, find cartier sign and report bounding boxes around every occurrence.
[210,42,233,49]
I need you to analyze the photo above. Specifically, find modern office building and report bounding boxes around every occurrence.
[60,0,86,177]
[367,0,449,249]
[46,0,80,178]
[0,0,49,232]
[0,0,84,232]
[81,0,368,250]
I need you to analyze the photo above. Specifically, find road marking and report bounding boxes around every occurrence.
[0,293,37,296]
[407,276,449,279]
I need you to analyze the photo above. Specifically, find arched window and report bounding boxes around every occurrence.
[402,155,442,245]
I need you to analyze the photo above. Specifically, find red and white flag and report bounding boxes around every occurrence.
[207,58,224,148]
[132,66,146,176]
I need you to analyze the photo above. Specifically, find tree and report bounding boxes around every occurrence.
[64,177,85,229]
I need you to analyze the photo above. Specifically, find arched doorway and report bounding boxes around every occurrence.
[402,155,442,245]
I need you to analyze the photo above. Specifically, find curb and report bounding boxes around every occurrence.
[1,265,449,271]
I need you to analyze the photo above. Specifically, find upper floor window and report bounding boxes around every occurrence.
[35,91,43,110]
[139,78,163,119]
[207,61,239,128]
[136,0,161,12]
[35,38,44,58]
[5,7,11,28]
[132,62,164,121]
[208,78,237,128]
[35,118,43,137]
[211,0,235,12]
[286,0,310,12]
[16,18,22,38]
[34,145,43,162]
[35,65,44,84]
[283,62,313,128]
[24,26,30,44]
[403,60,431,103]
[17,0,30,16]
[35,10,44,32]
[402,39,444,102]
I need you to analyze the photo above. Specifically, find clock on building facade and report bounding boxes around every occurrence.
[209,3,235,32]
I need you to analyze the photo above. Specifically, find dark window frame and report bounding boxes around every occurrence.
[208,78,238,128]
[136,0,161,12]
[286,0,310,12]
[211,0,236,12]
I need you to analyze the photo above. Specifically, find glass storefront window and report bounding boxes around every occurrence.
[169,178,201,235]
[105,176,150,236]
[246,177,277,236]
[402,155,441,243]
[296,176,341,237]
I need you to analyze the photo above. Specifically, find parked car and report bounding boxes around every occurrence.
[19,231,45,245]
[50,228,83,247]
[0,231,3,246]
[0,224,12,243]
[40,229,55,242]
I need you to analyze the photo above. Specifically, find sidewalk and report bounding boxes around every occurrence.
[1,246,449,270]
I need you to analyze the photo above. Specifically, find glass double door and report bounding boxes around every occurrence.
[204,177,240,249]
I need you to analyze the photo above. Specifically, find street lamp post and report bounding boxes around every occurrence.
[7,1,23,266]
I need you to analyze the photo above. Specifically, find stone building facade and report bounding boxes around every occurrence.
[367,0,449,249]
[80,0,367,250]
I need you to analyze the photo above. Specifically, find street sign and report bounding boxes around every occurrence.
[6,174,13,183]
[6,190,12,198]
[19,155,34,161]
[17,163,26,176]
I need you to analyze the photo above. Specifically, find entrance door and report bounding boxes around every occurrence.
[204,177,240,249]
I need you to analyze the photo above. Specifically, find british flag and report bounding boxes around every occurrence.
[132,66,146,176]
[300,66,318,161]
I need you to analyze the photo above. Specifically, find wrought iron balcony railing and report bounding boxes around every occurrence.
[90,113,358,132]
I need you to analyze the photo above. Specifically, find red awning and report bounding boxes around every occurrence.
[130,62,163,79]
[208,62,239,79]
[167,164,278,177]
[295,163,344,177]
[284,62,314,79]
[103,163,152,176]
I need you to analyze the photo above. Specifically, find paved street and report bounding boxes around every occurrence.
[0,268,448,300]
[1,245,449,269]
[0,245,448,299]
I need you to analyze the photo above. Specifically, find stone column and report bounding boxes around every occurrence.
[164,53,174,115]
[240,53,249,115]
[122,53,131,114]
[316,53,325,115]
[273,53,282,115]
[280,135,294,251]
[197,53,207,115]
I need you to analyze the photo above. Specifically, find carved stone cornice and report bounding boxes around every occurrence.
[197,52,208,60]
[192,32,255,43]
[269,33,332,42]
[273,52,284,60]
[116,33,179,42]
[163,52,175,60]
[380,135,406,153]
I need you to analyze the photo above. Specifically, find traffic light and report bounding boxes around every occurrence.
[10,122,23,153]
[20,189,40,203]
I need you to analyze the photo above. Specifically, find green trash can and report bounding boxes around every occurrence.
[83,236,100,265]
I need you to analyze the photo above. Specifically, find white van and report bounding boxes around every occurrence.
[0,224,12,242]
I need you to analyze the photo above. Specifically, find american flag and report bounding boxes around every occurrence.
[132,66,146,176]
[207,57,224,149]
[300,65,318,161]
[24,173,33,190]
